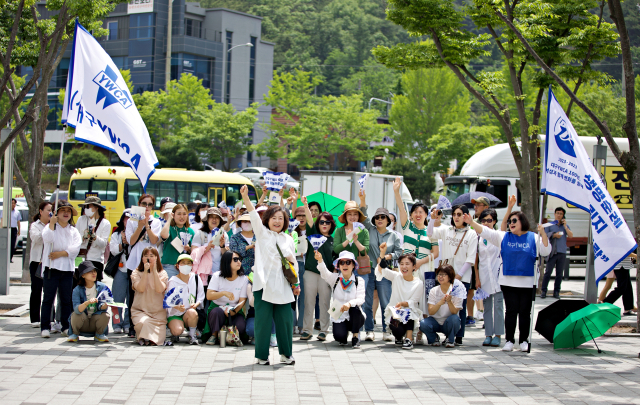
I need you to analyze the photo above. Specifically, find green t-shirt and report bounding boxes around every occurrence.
[162,225,195,265]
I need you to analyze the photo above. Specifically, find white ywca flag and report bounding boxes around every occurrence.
[62,20,158,190]
[541,87,636,281]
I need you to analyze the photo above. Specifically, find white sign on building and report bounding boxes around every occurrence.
[128,0,153,14]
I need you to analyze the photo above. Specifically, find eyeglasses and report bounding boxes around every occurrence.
[508,218,519,225]
[232,257,242,263]
[337,260,353,266]
[318,220,331,225]
[453,212,464,217]
[436,273,448,278]
[480,218,494,224]
[139,202,153,207]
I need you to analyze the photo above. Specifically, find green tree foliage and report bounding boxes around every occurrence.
[260,69,385,170]
[422,123,498,174]
[340,57,401,115]
[381,158,436,202]
[63,147,109,173]
[389,66,471,162]
[157,141,203,171]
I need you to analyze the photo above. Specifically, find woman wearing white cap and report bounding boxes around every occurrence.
[76,196,111,281]
[314,250,366,348]
[166,254,205,345]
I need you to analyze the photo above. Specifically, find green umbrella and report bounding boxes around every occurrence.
[553,303,621,352]
[297,192,347,227]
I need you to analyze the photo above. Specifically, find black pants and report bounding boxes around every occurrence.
[40,268,73,331]
[542,253,566,295]
[389,319,415,341]
[29,261,43,323]
[604,267,634,311]
[332,307,365,344]
[456,281,470,338]
[10,227,17,261]
[127,269,136,336]
[501,285,534,344]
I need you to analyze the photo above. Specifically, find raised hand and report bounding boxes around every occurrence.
[301,196,308,206]
[508,195,516,208]
[462,213,473,225]
[379,242,387,256]
[240,185,248,197]
[314,250,322,262]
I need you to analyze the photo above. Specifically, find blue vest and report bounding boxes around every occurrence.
[501,232,537,277]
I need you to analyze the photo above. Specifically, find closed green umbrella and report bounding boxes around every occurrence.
[553,303,621,352]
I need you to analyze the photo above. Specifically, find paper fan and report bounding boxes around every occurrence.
[163,287,184,309]
[308,234,328,250]
[473,287,490,301]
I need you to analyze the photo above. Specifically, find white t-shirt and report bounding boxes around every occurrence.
[207,272,248,307]
[125,218,162,270]
[430,225,478,283]
[428,284,463,325]
[85,284,97,317]
[165,273,205,318]
[191,222,203,233]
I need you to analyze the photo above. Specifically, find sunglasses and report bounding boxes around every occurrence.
[318,220,331,225]
[480,218,494,224]
[453,212,464,217]
[337,260,354,266]
[508,218,519,225]
[373,216,387,221]
[139,202,153,207]
[232,257,242,263]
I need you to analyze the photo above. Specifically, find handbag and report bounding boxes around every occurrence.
[79,217,104,258]
[356,252,371,275]
[104,251,124,279]
[438,230,467,270]
[222,325,243,346]
[276,243,298,285]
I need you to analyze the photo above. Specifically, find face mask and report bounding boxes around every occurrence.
[241,222,253,232]
[84,208,95,217]
[387,223,394,232]
[199,210,207,220]
[223,216,229,222]
[179,265,192,275]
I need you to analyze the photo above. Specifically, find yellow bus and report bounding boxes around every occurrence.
[67,166,259,225]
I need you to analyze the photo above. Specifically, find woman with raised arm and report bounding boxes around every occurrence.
[392,177,438,344]
[427,204,477,346]
[464,196,550,352]
[160,204,194,279]
[240,185,300,366]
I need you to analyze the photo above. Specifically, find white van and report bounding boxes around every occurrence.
[445,136,633,263]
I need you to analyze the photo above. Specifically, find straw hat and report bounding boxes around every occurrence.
[236,213,251,224]
[204,207,227,226]
[338,201,366,224]
[56,201,78,217]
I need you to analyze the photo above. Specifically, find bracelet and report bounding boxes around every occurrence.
[291,283,300,288]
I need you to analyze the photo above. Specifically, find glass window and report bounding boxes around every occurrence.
[107,21,118,40]
[177,182,207,204]
[129,13,155,39]
[249,36,256,103]
[70,179,117,201]
[185,19,201,38]
[55,58,69,89]
[444,182,470,202]
[225,184,257,207]
[225,31,232,103]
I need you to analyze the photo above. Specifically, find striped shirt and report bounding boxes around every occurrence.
[401,220,437,259]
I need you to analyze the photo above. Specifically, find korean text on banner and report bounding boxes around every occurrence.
[62,20,158,191]
[262,171,290,192]
[541,87,637,281]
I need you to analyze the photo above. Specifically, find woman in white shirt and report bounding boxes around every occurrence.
[464,199,550,352]
[75,196,111,280]
[204,251,248,345]
[29,201,52,327]
[192,207,229,284]
[427,204,477,346]
[240,185,299,366]
[109,210,132,334]
[420,264,464,348]
[166,254,205,345]
[376,245,424,350]
[125,194,162,338]
[40,201,82,338]
[474,209,503,348]
[315,250,365,348]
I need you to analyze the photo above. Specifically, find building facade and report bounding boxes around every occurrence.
[25,0,275,171]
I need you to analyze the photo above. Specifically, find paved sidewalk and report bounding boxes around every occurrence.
[1,259,639,405]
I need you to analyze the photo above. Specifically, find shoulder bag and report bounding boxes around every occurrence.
[438,230,467,270]
[105,226,146,278]
[276,243,298,285]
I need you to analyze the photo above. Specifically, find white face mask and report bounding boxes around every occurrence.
[387,223,394,232]
[179,265,192,275]
[84,208,95,217]
[241,222,253,232]
[199,210,208,220]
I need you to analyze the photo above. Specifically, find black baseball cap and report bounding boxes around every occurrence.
[160,197,174,207]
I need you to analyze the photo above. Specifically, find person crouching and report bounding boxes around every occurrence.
[166,254,205,345]
[315,250,366,348]
[67,261,110,342]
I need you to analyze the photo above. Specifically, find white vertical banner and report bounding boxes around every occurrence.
[541,87,636,281]
[62,20,158,191]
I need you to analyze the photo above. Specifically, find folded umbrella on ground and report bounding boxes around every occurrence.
[553,303,621,352]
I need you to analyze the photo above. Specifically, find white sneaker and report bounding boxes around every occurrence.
[31,322,40,328]
[113,326,123,334]
[280,354,295,365]
[520,342,529,352]
[365,331,375,341]
[124,327,130,335]
[383,332,393,342]
[51,322,62,333]
[293,326,300,335]
[41,329,50,338]
[474,310,484,321]
[502,341,514,352]
[61,329,69,337]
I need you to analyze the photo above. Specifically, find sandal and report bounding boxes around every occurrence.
[138,339,145,346]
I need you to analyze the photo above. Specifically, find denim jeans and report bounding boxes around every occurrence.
[541,253,566,295]
[364,276,392,332]
[40,268,73,332]
[483,291,504,337]
[163,264,178,280]
[456,281,470,338]
[420,315,461,344]
[296,261,305,328]
[111,270,130,330]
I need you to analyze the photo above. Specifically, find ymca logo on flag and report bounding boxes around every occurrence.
[62,20,158,191]
[541,87,636,281]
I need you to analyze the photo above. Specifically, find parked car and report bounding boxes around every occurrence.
[237,167,270,182]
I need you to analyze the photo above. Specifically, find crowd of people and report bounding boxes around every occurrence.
[25,177,635,363]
